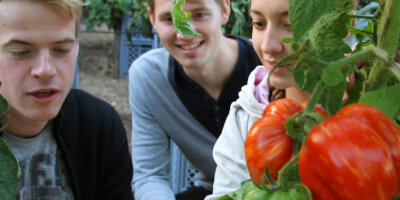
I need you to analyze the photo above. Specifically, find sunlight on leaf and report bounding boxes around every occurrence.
[171,0,202,37]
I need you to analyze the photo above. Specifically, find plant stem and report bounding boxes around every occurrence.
[348,14,374,19]
[277,153,300,189]
[331,47,389,69]
[277,136,307,189]
[366,0,400,92]
[304,81,325,114]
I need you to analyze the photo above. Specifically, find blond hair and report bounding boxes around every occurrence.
[33,0,83,37]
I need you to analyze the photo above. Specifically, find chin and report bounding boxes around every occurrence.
[29,107,61,121]
[269,77,296,89]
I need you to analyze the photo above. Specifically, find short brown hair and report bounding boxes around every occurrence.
[148,0,225,12]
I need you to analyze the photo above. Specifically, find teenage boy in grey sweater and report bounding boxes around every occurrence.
[129,0,261,199]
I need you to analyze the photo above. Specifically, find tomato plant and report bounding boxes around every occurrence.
[172,0,400,199]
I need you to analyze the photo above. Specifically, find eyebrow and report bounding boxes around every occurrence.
[250,10,289,17]
[2,37,76,47]
[189,6,209,13]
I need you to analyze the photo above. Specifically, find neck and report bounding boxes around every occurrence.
[183,36,238,100]
[2,113,48,138]
[285,86,310,103]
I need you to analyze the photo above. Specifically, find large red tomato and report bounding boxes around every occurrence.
[245,99,303,184]
[299,104,400,200]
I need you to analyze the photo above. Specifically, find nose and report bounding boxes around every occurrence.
[31,50,56,81]
[260,25,284,55]
[176,32,194,40]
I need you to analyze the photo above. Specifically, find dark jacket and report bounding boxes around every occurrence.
[53,89,133,200]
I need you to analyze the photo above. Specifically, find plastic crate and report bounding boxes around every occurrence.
[73,61,79,89]
[169,140,199,194]
[119,15,158,78]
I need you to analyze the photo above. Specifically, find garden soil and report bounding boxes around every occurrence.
[78,27,132,150]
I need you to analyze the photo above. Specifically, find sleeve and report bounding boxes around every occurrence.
[129,64,175,200]
[205,106,253,200]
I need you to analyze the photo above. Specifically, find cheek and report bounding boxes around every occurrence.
[252,32,264,56]
[155,23,175,36]
[62,57,78,81]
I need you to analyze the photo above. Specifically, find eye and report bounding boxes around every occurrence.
[161,15,173,23]
[9,50,30,58]
[252,21,266,30]
[192,12,207,20]
[54,48,71,54]
[283,24,291,32]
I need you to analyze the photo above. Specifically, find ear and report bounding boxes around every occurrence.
[147,7,156,29]
[220,0,231,25]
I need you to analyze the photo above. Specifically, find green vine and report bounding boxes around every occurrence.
[0,82,21,199]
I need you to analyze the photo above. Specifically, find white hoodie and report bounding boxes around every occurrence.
[205,66,270,200]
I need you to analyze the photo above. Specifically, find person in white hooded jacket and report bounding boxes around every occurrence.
[205,0,312,198]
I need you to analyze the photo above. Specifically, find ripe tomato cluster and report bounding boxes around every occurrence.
[245,98,400,200]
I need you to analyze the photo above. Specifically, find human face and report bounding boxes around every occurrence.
[148,0,230,68]
[0,1,79,135]
[251,0,295,89]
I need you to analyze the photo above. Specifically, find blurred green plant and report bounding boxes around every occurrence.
[129,0,252,38]
[84,0,133,31]
[127,0,153,38]
[0,82,21,199]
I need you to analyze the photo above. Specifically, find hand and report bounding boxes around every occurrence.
[342,73,355,104]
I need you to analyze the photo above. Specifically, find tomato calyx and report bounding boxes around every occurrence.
[285,108,325,145]
[250,150,311,200]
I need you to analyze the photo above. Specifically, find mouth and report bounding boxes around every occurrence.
[179,42,202,50]
[28,88,60,99]
[31,90,56,97]
[265,60,289,73]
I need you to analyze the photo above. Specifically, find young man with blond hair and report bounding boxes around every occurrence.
[129,0,261,199]
[0,1,133,199]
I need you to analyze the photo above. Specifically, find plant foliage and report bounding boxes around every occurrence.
[0,82,21,199]
[172,0,400,199]
[84,0,133,30]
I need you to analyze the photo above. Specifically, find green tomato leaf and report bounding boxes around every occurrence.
[319,66,346,115]
[359,85,400,119]
[0,137,21,200]
[293,63,319,94]
[322,66,345,87]
[0,94,6,115]
[212,180,256,200]
[310,12,352,62]
[171,0,202,37]
[289,0,336,41]
[318,81,346,116]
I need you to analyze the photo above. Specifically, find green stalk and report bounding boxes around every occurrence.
[277,153,300,189]
[276,136,307,189]
[304,81,325,114]
[330,47,389,69]
[347,14,374,20]
[365,0,400,92]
